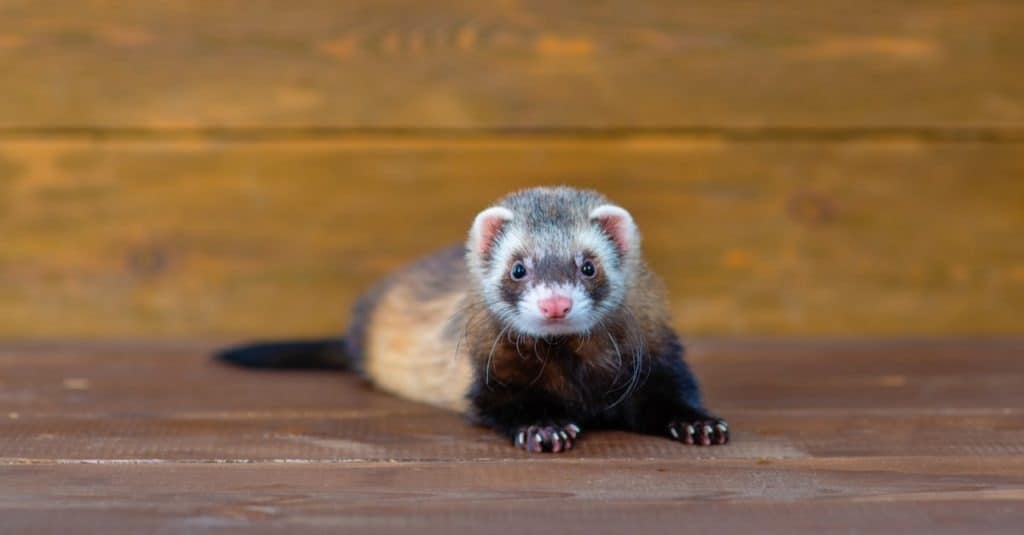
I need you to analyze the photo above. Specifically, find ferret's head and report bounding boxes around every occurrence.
[466,187,641,338]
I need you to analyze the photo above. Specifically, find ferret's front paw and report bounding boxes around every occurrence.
[667,419,729,446]
[513,422,581,453]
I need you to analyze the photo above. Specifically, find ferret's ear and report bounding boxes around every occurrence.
[470,206,515,255]
[589,204,637,255]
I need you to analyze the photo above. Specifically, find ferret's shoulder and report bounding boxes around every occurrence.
[360,243,468,303]
[344,243,469,361]
[397,243,469,297]
[622,261,676,345]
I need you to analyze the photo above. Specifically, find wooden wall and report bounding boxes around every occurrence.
[0,1,1021,337]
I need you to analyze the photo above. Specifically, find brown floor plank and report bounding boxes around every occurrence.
[7,458,1024,504]
[3,340,1021,414]
[2,140,1022,337]
[3,502,1022,534]
[2,411,1023,462]
[1,340,1022,462]
[1,1,1022,128]
[3,461,1024,533]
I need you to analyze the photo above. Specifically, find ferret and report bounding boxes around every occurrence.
[218,186,728,452]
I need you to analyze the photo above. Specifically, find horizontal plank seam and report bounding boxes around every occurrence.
[5,407,1022,419]
[1,409,438,420]
[0,126,1022,143]
[3,455,1023,467]
[3,336,1022,353]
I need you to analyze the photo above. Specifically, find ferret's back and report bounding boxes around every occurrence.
[348,244,474,411]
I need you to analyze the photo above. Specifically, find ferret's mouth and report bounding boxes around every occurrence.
[511,299,596,338]
[515,317,590,338]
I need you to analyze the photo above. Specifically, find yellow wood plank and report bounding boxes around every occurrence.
[0,138,1021,337]
[0,1,1022,128]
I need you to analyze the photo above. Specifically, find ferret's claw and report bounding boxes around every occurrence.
[512,422,582,453]
[667,418,729,446]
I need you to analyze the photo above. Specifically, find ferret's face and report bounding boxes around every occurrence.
[495,251,612,337]
[468,200,637,339]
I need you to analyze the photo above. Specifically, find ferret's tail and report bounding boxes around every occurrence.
[215,338,351,370]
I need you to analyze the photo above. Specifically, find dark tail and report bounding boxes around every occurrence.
[215,338,350,370]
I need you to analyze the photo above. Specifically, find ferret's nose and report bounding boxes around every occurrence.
[538,295,572,320]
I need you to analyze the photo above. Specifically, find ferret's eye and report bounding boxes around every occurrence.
[510,262,528,281]
[580,260,597,278]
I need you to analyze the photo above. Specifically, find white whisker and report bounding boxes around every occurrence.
[485,323,511,389]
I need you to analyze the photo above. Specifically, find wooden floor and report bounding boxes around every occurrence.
[2,339,1022,533]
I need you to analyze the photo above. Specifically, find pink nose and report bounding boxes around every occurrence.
[538,295,573,320]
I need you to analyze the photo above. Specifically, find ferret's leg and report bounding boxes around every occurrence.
[467,385,582,453]
[621,344,730,446]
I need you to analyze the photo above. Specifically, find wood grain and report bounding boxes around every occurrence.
[0,340,1022,533]
[0,139,1021,337]
[3,497,1022,534]
[0,0,1022,128]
